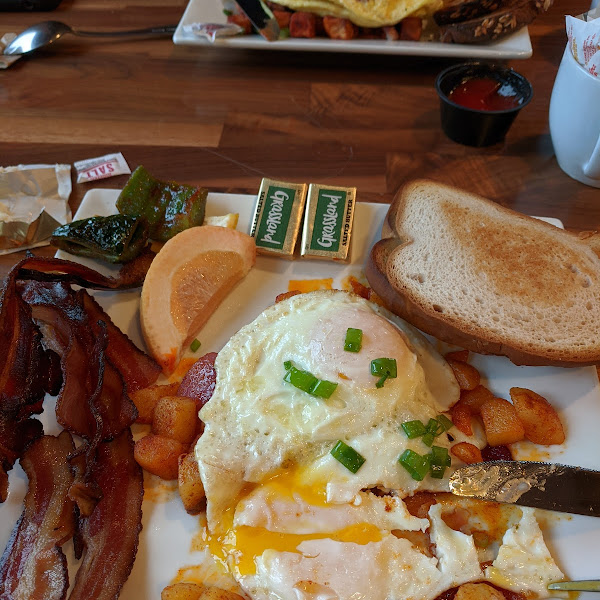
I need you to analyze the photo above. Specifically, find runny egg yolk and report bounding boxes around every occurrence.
[309,307,414,387]
[203,467,382,577]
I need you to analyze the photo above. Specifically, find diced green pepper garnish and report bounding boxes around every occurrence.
[331,440,365,474]
[398,449,430,481]
[371,357,397,388]
[190,338,201,352]
[401,420,427,439]
[344,328,363,353]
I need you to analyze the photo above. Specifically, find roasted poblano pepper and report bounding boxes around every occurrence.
[115,165,208,242]
[51,214,149,263]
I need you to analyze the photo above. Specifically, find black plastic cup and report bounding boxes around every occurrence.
[435,62,533,147]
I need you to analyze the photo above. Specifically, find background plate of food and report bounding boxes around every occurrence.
[173,0,538,58]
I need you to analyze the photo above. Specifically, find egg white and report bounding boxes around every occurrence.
[195,290,564,600]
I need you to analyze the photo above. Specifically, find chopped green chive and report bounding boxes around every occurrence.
[401,420,427,439]
[310,379,338,399]
[331,440,365,473]
[398,449,430,481]
[421,432,436,447]
[283,361,337,399]
[344,328,363,353]
[430,445,451,467]
[437,414,454,432]
[284,366,318,393]
[371,358,397,388]
[429,464,446,479]
[190,338,201,352]
[279,27,290,39]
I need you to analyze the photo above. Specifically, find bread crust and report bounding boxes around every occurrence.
[367,180,600,367]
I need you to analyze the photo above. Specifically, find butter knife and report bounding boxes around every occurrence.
[235,0,280,41]
[448,460,600,517]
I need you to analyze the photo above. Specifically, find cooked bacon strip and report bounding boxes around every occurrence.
[69,430,143,600]
[0,431,76,599]
[16,252,153,290]
[20,282,138,441]
[81,291,161,392]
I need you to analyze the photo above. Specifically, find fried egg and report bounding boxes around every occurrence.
[195,290,564,600]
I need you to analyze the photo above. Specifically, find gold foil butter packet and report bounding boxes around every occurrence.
[251,178,308,258]
[301,183,356,261]
[0,164,72,255]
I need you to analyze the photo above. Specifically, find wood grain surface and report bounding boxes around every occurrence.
[0,0,598,280]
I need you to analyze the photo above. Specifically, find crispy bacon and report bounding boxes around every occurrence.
[16,254,150,290]
[0,431,76,600]
[69,430,143,600]
[20,282,138,441]
[81,292,161,392]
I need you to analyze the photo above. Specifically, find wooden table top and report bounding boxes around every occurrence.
[0,0,597,280]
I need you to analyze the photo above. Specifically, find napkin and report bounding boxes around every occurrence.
[567,7,600,77]
[0,33,22,69]
[0,164,72,255]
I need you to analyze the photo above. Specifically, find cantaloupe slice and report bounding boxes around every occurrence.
[140,225,256,374]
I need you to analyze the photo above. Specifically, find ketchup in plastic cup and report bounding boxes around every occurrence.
[435,62,533,147]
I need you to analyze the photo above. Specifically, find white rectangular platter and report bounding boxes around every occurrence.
[1,189,599,599]
[173,0,533,59]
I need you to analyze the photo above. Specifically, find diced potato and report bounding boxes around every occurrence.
[455,583,505,600]
[199,587,246,600]
[178,451,206,515]
[451,442,483,464]
[445,349,469,363]
[152,395,198,445]
[130,382,180,424]
[450,402,473,436]
[161,583,206,600]
[134,434,187,480]
[510,387,566,445]
[460,385,496,414]
[402,492,437,519]
[447,358,481,391]
[480,398,525,447]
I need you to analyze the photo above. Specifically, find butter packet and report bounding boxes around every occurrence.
[301,183,356,262]
[0,164,72,255]
[251,178,308,258]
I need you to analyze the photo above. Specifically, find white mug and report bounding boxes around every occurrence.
[549,45,600,188]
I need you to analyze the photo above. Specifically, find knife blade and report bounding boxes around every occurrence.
[448,460,600,517]
[235,0,280,41]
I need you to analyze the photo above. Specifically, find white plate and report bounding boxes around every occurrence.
[2,190,599,599]
[173,0,533,58]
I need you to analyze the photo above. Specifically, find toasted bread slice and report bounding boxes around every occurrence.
[365,180,600,367]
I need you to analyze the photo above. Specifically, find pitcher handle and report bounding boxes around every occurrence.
[583,133,600,179]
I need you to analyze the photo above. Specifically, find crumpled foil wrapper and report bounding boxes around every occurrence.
[0,164,72,255]
[1,33,22,69]
[567,7,600,77]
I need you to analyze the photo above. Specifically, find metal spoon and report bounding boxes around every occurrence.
[3,20,177,56]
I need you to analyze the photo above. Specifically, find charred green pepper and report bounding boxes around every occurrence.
[51,214,149,264]
[115,166,208,242]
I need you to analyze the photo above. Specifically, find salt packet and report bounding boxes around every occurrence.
[566,7,600,77]
[0,164,72,255]
[74,152,131,183]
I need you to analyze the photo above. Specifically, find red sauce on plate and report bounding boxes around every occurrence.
[448,77,522,111]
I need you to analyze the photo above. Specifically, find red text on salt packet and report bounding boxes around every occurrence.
[566,8,600,77]
[74,152,131,183]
